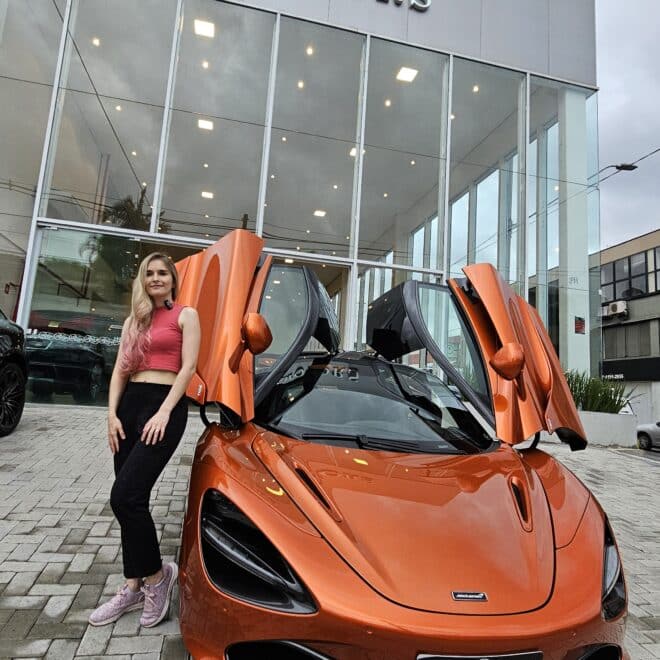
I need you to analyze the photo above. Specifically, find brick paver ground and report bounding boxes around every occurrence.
[0,404,658,659]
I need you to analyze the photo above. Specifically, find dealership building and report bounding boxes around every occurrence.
[1,0,601,405]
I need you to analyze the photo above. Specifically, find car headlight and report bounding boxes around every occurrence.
[200,489,317,614]
[602,520,626,620]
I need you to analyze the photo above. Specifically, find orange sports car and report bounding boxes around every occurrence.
[175,230,628,660]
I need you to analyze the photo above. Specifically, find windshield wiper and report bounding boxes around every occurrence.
[408,407,477,453]
[300,432,445,454]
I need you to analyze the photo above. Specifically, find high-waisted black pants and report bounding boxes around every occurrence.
[111,382,187,579]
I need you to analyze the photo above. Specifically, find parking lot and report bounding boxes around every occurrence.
[0,404,658,659]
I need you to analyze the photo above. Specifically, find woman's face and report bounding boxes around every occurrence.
[145,258,173,299]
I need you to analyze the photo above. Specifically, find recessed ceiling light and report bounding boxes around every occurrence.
[472,84,480,93]
[306,229,311,233]
[332,251,336,255]
[296,246,301,251]
[202,60,209,69]
[314,210,326,217]
[349,147,357,157]
[203,163,208,168]
[410,159,415,166]
[194,19,215,38]
[265,295,272,300]
[450,113,456,120]
[141,182,147,187]
[205,233,210,237]
[333,184,338,190]
[384,99,392,107]
[92,37,100,47]
[131,150,137,156]
[273,280,281,284]
[201,191,214,199]
[270,174,275,179]
[396,66,418,82]
[346,235,350,240]
[383,192,388,198]
[281,136,287,142]
[204,214,209,218]
[322,264,326,268]
[297,80,305,89]
[306,45,314,56]
[284,258,294,264]
[198,119,213,130]
[554,185,560,191]
[115,105,122,111]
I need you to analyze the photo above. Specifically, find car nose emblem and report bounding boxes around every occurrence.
[451,591,488,601]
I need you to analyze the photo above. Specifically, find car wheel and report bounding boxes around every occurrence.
[73,362,104,404]
[0,362,26,437]
[637,433,652,451]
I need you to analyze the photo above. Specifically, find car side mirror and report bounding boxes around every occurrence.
[241,312,272,355]
[656,421,660,428]
[489,342,525,381]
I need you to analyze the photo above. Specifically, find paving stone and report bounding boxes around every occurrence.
[29,583,80,597]
[76,622,113,655]
[0,608,40,639]
[106,635,163,655]
[0,595,48,609]
[161,634,188,660]
[3,571,40,596]
[45,638,79,659]
[0,638,51,658]
[29,621,87,639]
[40,594,76,621]
[69,553,96,573]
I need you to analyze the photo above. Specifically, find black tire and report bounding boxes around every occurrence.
[637,433,652,451]
[73,361,104,404]
[0,362,26,437]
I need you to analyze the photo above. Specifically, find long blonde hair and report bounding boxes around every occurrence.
[118,252,179,374]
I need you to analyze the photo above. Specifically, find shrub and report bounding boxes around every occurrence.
[564,370,631,414]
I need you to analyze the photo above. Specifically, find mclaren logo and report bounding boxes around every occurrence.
[451,591,488,602]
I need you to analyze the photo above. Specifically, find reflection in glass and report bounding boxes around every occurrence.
[27,227,197,405]
[359,40,448,266]
[475,171,498,265]
[449,193,468,278]
[161,2,274,239]
[264,18,364,257]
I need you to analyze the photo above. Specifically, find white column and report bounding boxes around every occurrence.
[558,88,590,372]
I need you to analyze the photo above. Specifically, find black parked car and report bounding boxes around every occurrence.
[0,307,27,436]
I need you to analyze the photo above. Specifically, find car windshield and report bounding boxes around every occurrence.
[256,354,494,454]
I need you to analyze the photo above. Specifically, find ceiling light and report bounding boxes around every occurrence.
[115,105,122,111]
[384,99,392,107]
[554,185,560,191]
[270,174,275,179]
[296,246,301,251]
[284,258,294,264]
[314,209,326,217]
[349,147,357,157]
[201,191,214,199]
[383,192,388,198]
[141,182,147,187]
[202,60,209,69]
[281,136,287,142]
[450,113,455,120]
[203,163,208,168]
[194,19,215,38]
[333,184,338,190]
[265,295,272,300]
[205,233,210,237]
[297,80,305,89]
[472,84,479,93]
[396,66,418,82]
[131,150,137,156]
[346,235,350,240]
[322,264,326,268]
[198,118,213,130]
[306,45,314,56]
[306,229,311,233]
[92,37,100,47]
[204,214,209,218]
[410,159,415,166]
[273,280,281,284]
[332,251,336,255]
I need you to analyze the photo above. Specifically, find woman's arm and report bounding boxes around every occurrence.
[141,307,201,445]
[107,318,131,453]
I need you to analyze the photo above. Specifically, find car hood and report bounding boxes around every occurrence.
[253,432,555,615]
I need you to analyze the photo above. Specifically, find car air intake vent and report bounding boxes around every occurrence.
[578,644,621,659]
[509,476,532,530]
[417,653,542,660]
[295,467,332,511]
[227,640,333,660]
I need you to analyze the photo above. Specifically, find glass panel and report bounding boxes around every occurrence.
[603,327,616,360]
[411,225,425,273]
[656,246,660,271]
[615,326,625,358]
[601,284,614,303]
[359,39,448,266]
[26,227,197,405]
[546,123,559,270]
[42,0,177,223]
[475,170,498,265]
[630,252,646,277]
[449,193,468,278]
[0,0,62,318]
[548,280,559,356]
[450,58,523,272]
[629,275,646,297]
[657,271,660,292]
[161,2,274,240]
[614,280,628,300]
[526,138,537,280]
[265,19,364,257]
[601,262,613,284]
[614,257,629,281]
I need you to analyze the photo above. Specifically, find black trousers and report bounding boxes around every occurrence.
[111,382,188,579]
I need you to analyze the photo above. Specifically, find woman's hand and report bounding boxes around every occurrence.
[108,414,126,454]
[141,409,171,445]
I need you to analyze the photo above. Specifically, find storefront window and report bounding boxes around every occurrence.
[0,0,62,319]
[26,227,197,405]
[41,0,177,225]
[160,2,275,240]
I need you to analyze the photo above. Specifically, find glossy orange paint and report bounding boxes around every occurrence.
[175,230,272,421]
[449,263,587,448]
[179,423,627,660]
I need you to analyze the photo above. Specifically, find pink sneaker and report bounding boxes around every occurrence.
[88,584,144,626]
[140,562,178,628]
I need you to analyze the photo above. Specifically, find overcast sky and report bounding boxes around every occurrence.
[596,0,660,248]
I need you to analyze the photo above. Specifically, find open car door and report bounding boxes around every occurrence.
[176,230,339,426]
[366,263,586,450]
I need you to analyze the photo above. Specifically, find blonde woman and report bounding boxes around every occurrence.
[89,253,200,628]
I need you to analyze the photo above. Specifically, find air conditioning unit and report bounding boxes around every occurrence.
[600,300,628,318]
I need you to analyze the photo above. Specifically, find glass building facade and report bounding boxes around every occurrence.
[0,0,600,405]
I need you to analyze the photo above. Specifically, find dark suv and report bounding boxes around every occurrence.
[0,307,26,436]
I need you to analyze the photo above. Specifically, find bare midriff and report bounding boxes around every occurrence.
[130,369,177,385]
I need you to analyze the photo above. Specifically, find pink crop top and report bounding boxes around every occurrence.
[138,303,184,373]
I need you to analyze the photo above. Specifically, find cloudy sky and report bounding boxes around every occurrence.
[597,0,660,248]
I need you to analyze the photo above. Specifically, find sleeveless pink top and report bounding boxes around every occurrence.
[139,303,184,373]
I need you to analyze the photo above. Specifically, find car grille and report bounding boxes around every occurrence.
[417,654,542,660]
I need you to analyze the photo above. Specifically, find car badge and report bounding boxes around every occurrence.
[451,591,488,601]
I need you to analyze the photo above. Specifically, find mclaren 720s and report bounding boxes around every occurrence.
[174,230,628,660]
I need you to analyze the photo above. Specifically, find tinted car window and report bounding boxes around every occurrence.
[257,355,493,454]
